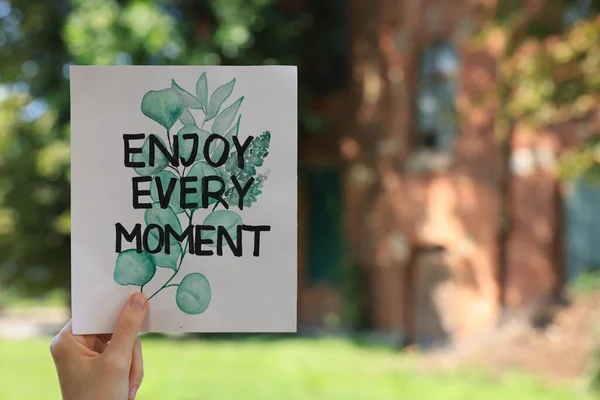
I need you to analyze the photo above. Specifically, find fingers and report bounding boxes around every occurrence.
[50,320,74,361]
[51,320,96,356]
[94,338,108,354]
[128,338,144,399]
[97,334,113,343]
[104,293,148,360]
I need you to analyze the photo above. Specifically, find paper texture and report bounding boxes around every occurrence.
[70,66,297,334]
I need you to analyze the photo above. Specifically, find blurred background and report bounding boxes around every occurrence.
[2,0,600,398]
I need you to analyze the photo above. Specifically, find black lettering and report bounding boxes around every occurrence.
[231,175,255,210]
[180,176,198,209]
[194,225,215,255]
[232,135,253,169]
[180,133,199,166]
[241,225,271,256]
[149,134,178,167]
[166,225,194,255]
[202,176,228,209]
[204,134,229,167]
[123,133,145,168]
[143,225,164,254]
[155,176,177,209]
[115,223,142,252]
[132,176,152,209]
[217,225,243,256]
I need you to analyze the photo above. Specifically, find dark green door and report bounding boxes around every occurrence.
[564,178,600,280]
[304,167,343,284]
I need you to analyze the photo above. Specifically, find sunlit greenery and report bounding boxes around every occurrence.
[1,0,598,296]
[0,338,586,400]
[475,0,600,175]
[0,0,344,294]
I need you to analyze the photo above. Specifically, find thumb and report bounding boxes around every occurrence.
[106,292,148,357]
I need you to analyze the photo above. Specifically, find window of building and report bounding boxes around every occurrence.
[415,42,459,151]
[562,0,592,26]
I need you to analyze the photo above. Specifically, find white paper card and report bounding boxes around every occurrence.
[70,66,297,334]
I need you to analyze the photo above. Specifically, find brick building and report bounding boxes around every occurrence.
[297,0,598,346]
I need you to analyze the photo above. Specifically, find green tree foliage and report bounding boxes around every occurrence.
[454,0,600,307]
[0,0,71,293]
[0,0,348,294]
[476,0,600,178]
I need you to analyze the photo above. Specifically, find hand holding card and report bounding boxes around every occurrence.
[70,66,297,334]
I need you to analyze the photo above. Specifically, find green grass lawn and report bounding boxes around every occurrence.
[0,337,590,400]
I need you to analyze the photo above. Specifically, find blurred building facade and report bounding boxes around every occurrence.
[297,0,599,346]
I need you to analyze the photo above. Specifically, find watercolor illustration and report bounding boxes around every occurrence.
[113,73,271,315]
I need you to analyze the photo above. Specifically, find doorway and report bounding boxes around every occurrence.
[304,167,343,284]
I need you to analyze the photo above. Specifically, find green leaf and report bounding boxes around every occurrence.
[179,108,195,126]
[171,79,202,109]
[150,170,183,214]
[114,249,156,286]
[176,125,210,162]
[206,78,235,121]
[212,115,240,159]
[176,273,211,314]
[147,235,182,270]
[212,97,243,136]
[141,88,183,130]
[196,72,208,111]
[226,173,266,209]
[132,135,170,176]
[201,210,242,247]
[185,162,220,209]
[144,203,182,241]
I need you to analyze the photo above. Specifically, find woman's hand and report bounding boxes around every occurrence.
[50,292,148,400]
